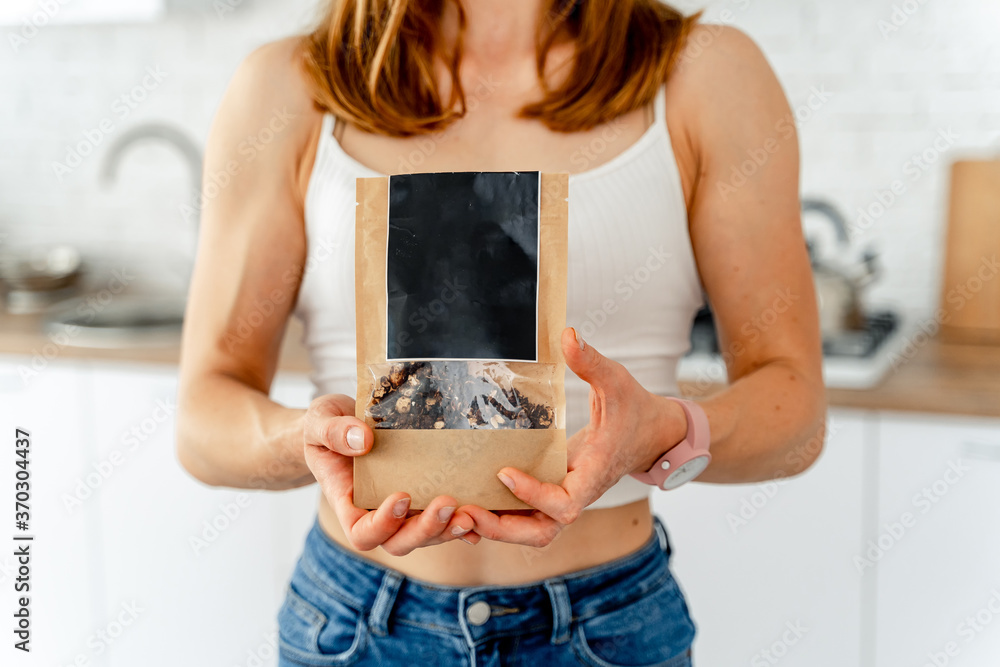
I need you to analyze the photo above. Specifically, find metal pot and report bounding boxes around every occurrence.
[0,244,83,314]
[801,198,879,338]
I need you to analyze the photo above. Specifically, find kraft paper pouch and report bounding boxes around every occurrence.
[354,172,568,510]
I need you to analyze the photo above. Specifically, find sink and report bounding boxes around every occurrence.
[43,294,185,348]
[26,121,201,350]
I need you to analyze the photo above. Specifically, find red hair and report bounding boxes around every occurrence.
[301,0,699,136]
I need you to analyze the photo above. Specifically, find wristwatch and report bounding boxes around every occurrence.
[630,397,711,490]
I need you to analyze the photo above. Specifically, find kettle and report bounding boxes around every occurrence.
[801,198,879,338]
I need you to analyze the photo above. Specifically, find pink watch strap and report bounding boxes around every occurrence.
[630,397,711,486]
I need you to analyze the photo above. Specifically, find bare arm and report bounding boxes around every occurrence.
[176,39,317,490]
[671,26,827,483]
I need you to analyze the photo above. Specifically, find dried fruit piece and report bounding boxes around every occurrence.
[365,361,555,430]
[389,363,407,387]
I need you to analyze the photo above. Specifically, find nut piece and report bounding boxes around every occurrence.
[367,361,555,430]
[389,363,407,388]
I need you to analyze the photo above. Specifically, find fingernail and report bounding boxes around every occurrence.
[574,327,586,351]
[346,426,365,451]
[437,506,456,523]
[392,498,410,518]
[451,526,469,537]
[460,537,475,545]
[497,472,515,491]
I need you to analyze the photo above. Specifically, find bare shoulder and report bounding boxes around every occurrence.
[227,36,316,109]
[663,25,793,199]
[676,23,771,70]
[207,36,323,185]
[667,24,784,112]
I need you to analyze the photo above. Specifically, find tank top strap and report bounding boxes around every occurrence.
[653,82,667,125]
[321,111,335,139]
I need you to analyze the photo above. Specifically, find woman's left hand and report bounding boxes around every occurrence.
[459,327,688,547]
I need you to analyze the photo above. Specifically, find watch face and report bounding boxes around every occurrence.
[662,455,711,490]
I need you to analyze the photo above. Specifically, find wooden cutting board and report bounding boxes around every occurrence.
[940,160,1000,344]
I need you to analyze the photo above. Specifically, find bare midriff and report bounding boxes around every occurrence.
[316,496,654,586]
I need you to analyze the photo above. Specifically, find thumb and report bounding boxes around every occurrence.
[304,396,373,457]
[562,327,619,389]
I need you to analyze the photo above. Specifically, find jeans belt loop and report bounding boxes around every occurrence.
[543,578,572,645]
[653,515,671,556]
[369,569,404,638]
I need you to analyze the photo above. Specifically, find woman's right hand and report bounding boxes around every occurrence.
[302,394,481,555]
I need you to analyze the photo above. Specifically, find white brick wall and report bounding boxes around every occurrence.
[1,0,998,316]
[0,1,318,292]
[687,0,1000,319]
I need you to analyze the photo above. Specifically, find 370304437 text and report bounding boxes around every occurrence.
[13,427,33,653]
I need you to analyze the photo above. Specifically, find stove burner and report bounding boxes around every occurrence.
[822,310,898,358]
[687,308,900,359]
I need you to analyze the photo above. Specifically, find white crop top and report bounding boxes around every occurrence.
[293,83,705,509]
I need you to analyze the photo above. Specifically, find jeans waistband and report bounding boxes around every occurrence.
[298,515,673,647]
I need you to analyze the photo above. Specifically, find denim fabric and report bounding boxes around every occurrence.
[277,515,696,667]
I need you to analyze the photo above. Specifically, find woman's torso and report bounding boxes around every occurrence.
[292,55,704,585]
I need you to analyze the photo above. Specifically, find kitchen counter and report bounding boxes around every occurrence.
[2,310,999,418]
[679,337,1000,419]
[822,339,1000,418]
[0,310,313,373]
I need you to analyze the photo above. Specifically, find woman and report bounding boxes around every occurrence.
[177,0,826,664]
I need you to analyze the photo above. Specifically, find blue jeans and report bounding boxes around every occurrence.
[278,515,696,666]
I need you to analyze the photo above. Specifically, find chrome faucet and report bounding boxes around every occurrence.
[100,122,203,287]
[101,122,203,223]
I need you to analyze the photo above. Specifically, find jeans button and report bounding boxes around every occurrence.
[466,600,491,626]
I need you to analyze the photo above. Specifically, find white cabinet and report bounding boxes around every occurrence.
[0,356,320,667]
[85,364,317,667]
[0,357,97,665]
[653,409,870,667]
[87,362,268,667]
[874,413,1000,667]
[266,373,324,590]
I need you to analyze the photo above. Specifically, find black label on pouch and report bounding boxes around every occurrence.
[386,171,540,361]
